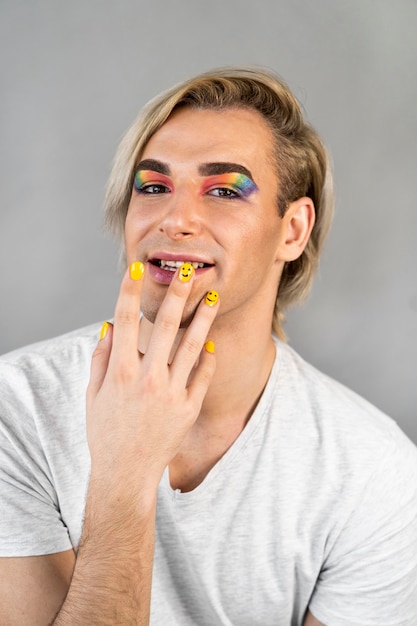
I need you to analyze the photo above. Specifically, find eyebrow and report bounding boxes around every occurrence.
[135,159,255,182]
[136,159,171,175]
[198,162,255,181]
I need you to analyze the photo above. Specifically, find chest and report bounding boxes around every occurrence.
[149,469,326,626]
[168,424,245,492]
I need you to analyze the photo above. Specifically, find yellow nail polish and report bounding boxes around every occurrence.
[205,290,219,306]
[205,340,215,354]
[179,262,194,282]
[100,321,109,340]
[129,261,145,281]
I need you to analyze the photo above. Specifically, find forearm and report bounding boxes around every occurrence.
[53,483,157,626]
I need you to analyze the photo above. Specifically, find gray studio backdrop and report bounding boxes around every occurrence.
[1,1,416,442]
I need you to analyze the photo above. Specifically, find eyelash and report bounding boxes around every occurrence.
[133,177,244,199]
[134,182,171,195]
[207,187,241,199]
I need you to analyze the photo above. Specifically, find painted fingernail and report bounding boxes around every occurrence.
[205,290,219,306]
[100,321,109,340]
[179,262,194,282]
[129,261,145,281]
[205,340,215,354]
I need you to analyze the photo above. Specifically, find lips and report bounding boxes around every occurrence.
[150,259,212,272]
[148,252,214,270]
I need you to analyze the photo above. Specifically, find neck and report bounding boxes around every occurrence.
[202,325,276,427]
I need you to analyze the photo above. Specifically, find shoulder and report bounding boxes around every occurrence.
[0,322,102,379]
[271,338,417,507]
[0,322,103,424]
[274,338,407,445]
[0,322,102,366]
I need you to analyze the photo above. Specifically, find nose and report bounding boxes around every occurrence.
[158,190,201,240]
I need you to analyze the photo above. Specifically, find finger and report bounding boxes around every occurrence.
[110,261,145,367]
[143,262,197,365]
[170,290,219,383]
[187,339,217,407]
[87,321,113,402]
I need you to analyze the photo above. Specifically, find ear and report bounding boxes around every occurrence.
[275,197,315,262]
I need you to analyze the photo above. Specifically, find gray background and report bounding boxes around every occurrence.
[1,1,416,442]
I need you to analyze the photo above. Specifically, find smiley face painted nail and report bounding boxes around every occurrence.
[179,262,195,282]
[205,290,219,306]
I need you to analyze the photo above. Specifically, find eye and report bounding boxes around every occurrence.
[208,187,240,199]
[137,183,170,194]
[133,170,172,195]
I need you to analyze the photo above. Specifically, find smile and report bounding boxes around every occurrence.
[151,259,212,271]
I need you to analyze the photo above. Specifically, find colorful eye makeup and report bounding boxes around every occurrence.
[202,173,258,198]
[133,168,258,199]
[134,170,172,192]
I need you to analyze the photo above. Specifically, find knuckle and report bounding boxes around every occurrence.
[140,367,161,394]
[111,357,137,384]
[182,335,201,355]
[114,308,140,327]
[157,316,177,334]
[182,400,202,427]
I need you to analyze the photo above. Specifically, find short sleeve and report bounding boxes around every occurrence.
[0,361,73,557]
[309,427,417,626]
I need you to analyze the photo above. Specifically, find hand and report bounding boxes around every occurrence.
[86,262,219,498]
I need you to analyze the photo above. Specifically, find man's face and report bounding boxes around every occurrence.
[125,106,288,327]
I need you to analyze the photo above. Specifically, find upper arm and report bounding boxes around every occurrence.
[0,550,75,626]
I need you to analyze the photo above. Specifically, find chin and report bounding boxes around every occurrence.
[141,300,198,329]
[178,311,196,329]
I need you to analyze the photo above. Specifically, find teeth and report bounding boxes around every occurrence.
[159,260,205,269]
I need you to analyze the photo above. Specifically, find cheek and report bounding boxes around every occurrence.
[124,211,137,241]
[124,205,151,247]
[124,223,145,266]
[230,217,274,252]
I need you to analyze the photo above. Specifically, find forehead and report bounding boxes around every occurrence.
[140,106,275,171]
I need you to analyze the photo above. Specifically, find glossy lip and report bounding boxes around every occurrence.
[146,251,215,285]
[148,251,214,265]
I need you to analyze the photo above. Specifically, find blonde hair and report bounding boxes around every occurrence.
[104,67,334,339]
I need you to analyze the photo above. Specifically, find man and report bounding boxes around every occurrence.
[1,67,416,625]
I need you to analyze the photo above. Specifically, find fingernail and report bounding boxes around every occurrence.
[130,261,145,281]
[179,262,194,282]
[100,321,109,340]
[205,340,215,354]
[205,290,219,306]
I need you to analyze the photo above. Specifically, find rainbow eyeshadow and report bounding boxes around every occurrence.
[134,169,171,191]
[203,173,258,198]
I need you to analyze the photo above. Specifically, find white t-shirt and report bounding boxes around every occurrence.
[1,323,417,625]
